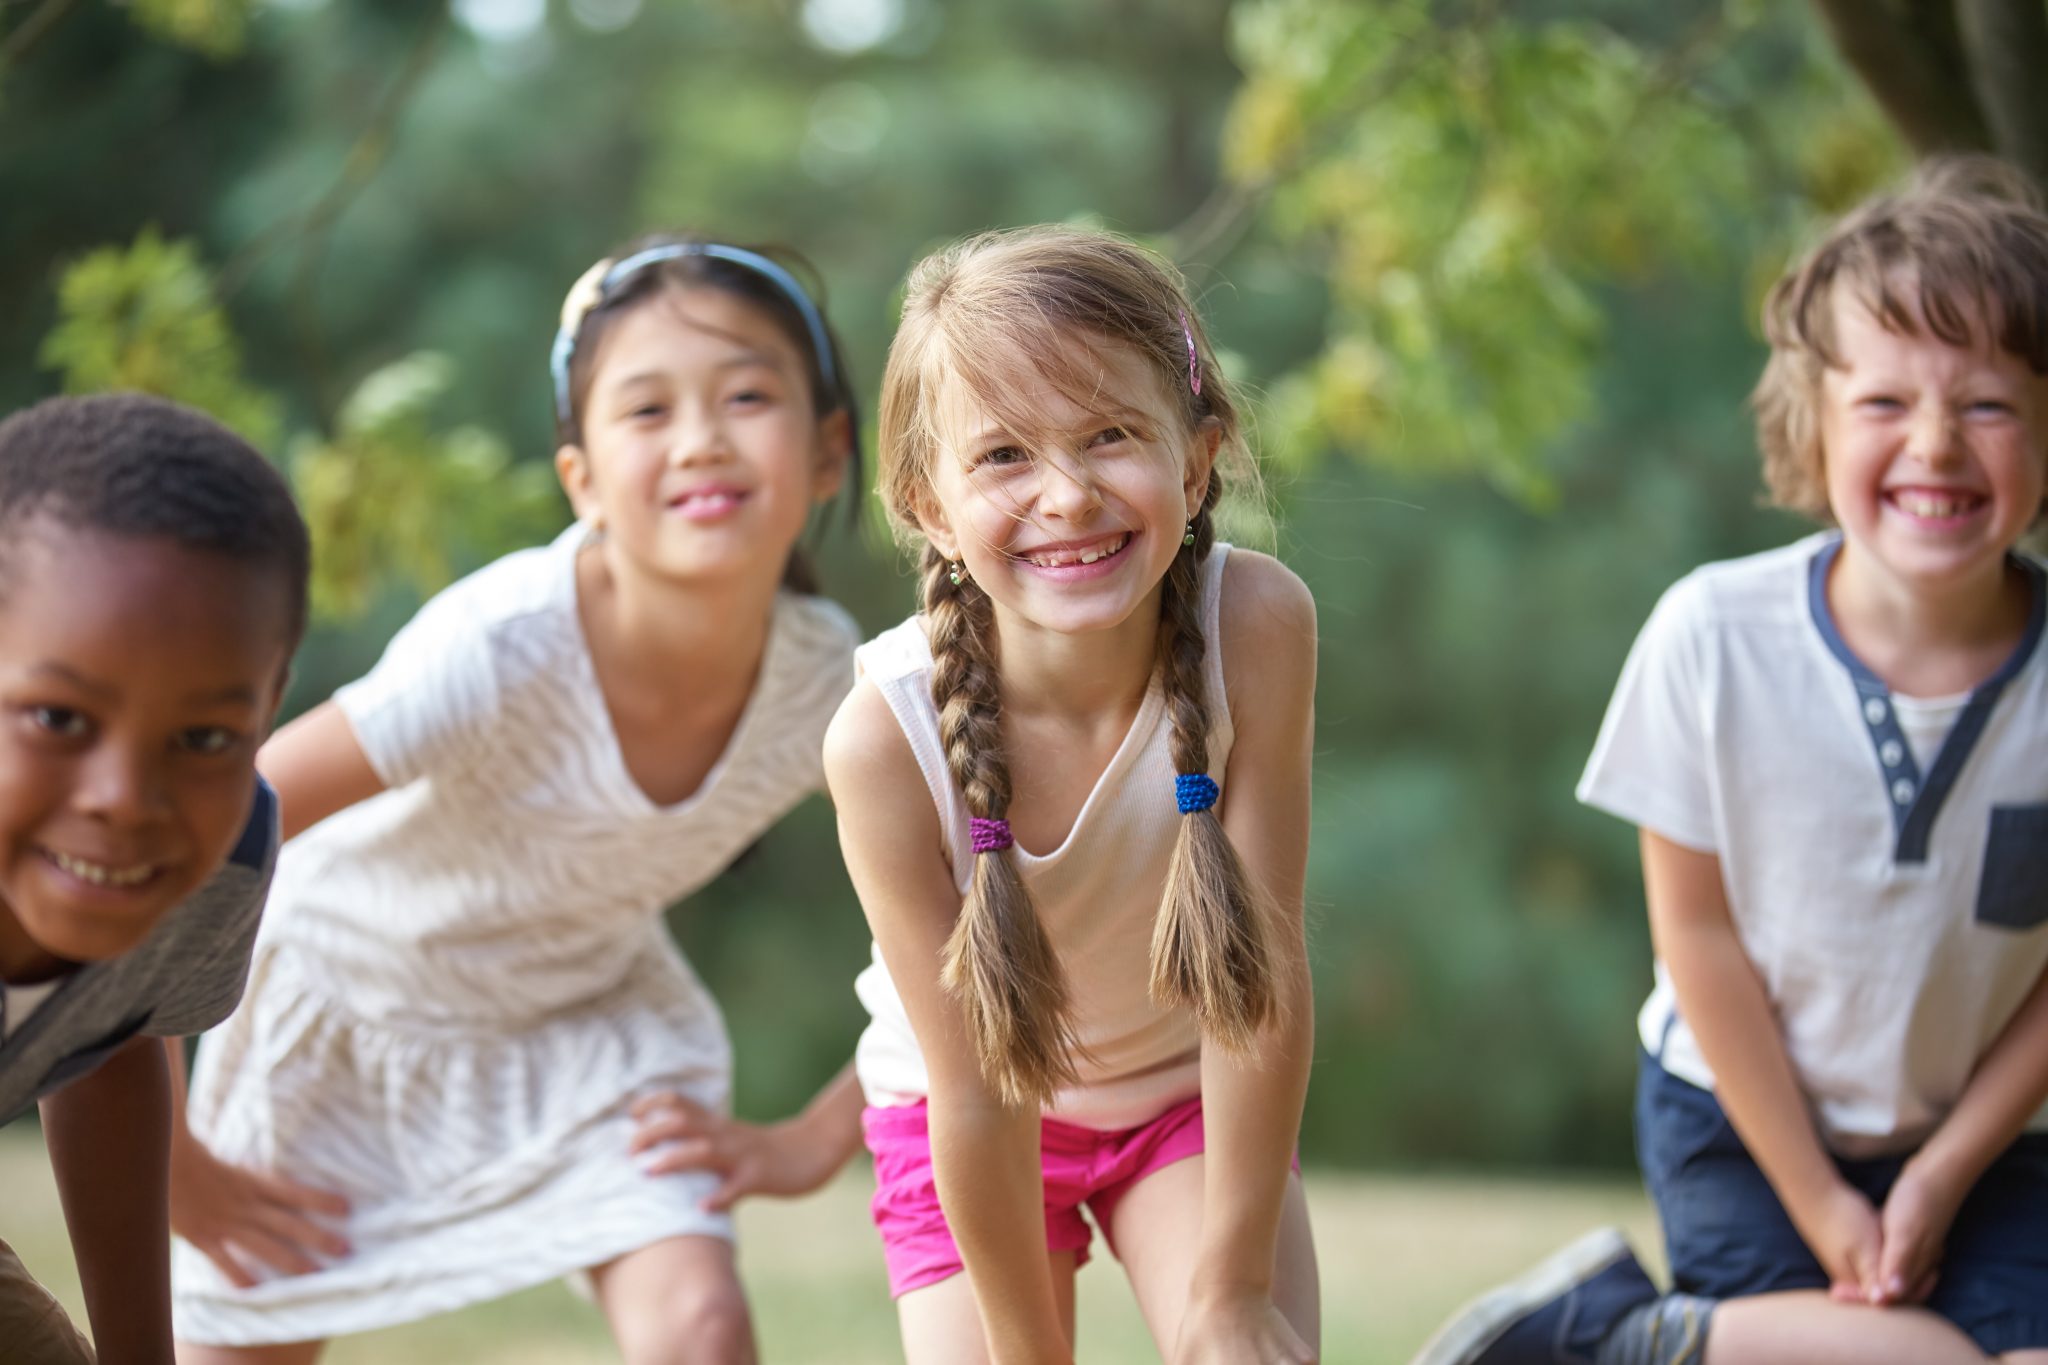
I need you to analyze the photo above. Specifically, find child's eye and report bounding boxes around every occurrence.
[1089,427,1131,447]
[1857,396,1905,414]
[973,445,1029,469]
[177,727,240,757]
[728,389,773,407]
[1965,399,2014,418]
[29,706,89,739]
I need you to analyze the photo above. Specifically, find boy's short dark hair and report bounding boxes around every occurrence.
[1753,155,2048,524]
[0,393,311,643]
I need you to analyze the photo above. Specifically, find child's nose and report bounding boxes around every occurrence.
[76,747,170,826]
[668,407,732,467]
[1906,401,1964,466]
[1034,455,1103,519]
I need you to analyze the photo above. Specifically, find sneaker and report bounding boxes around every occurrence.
[1410,1227,1659,1365]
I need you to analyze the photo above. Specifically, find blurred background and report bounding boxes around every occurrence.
[4,0,2041,1358]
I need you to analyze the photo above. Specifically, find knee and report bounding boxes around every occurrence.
[617,1278,755,1365]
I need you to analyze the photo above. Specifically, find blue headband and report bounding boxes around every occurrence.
[549,243,840,425]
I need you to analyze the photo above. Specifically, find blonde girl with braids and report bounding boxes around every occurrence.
[827,225,1321,1364]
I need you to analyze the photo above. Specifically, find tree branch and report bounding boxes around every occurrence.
[0,0,79,74]
[1165,25,1446,276]
[280,7,451,424]
[1807,0,1994,156]
[1953,0,2048,183]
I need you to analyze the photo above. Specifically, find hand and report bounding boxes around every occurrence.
[1870,1159,1964,1307]
[629,1090,851,1211]
[1791,1179,1886,1305]
[168,1136,351,1288]
[1169,1287,1316,1365]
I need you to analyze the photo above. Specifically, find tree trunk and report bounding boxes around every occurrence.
[1954,0,2048,183]
[1810,0,2048,186]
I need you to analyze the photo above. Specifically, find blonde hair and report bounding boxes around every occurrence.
[876,225,1279,1106]
[1754,156,2048,522]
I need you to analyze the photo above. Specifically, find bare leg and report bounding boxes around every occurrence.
[590,1235,755,1365]
[1103,1156,1320,1355]
[175,1342,325,1365]
[1703,1292,1989,1365]
[895,1252,1079,1365]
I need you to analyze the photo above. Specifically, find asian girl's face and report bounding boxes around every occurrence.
[556,285,849,590]
[916,331,1218,640]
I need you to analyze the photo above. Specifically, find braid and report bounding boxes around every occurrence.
[922,544,1082,1105]
[1149,481,1280,1050]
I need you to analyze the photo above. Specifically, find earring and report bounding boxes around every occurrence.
[1181,522,1195,547]
[948,561,966,586]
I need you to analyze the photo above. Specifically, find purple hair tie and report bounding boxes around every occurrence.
[1178,308,1202,396]
[1176,773,1219,814]
[970,817,1014,854]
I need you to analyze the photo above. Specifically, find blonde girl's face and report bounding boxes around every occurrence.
[557,285,849,588]
[917,333,1217,638]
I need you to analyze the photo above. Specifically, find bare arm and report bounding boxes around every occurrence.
[825,682,1070,1365]
[163,699,373,1281]
[257,700,386,842]
[40,1035,175,1365]
[630,1058,868,1209]
[1877,955,2048,1297]
[1181,554,1318,1359]
[1642,830,1882,1295]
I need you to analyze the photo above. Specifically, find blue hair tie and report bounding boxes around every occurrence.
[550,243,840,425]
[1175,772,1219,814]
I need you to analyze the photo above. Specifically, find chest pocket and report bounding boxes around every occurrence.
[37,1014,150,1096]
[1976,804,2048,931]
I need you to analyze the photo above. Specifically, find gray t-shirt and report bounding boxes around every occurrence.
[0,781,277,1126]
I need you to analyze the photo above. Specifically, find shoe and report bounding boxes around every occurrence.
[1410,1227,1657,1365]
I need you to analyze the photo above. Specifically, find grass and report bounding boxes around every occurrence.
[0,1130,1660,1363]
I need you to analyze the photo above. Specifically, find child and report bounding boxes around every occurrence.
[1416,158,2048,1365]
[826,226,1321,1364]
[167,236,869,1365]
[0,393,307,1365]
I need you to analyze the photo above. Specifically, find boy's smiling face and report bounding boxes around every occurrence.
[1819,282,2048,604]
[0,519,293,983]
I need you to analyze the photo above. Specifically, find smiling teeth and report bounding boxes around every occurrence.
[1895,491,1977,518]
[48,850,154,887]
[1029,534,1129,568]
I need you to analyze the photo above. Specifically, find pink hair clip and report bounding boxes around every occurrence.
[1178,309,1201,397]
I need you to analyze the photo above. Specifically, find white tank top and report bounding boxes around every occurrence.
[852,546,1235,1130]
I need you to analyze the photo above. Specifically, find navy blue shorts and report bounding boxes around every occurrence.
[1636,1053,2048,1355]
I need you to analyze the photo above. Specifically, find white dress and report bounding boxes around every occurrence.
[172,523,858,1345]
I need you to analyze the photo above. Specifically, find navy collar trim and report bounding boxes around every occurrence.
[1807,537,2045,863]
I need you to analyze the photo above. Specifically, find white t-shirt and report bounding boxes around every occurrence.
[1579,532,2048,1157]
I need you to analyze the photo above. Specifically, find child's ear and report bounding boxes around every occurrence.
[1184,417,1222,517]
[555,444,601,527]
[811,410,854,503]
[913,491,960,563]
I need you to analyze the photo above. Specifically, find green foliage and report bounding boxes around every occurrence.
[127,0,258,59]
[0,0,1947,1172]
[291,353,565,622]
[38,227,280,445]
[1227,2,1768,502]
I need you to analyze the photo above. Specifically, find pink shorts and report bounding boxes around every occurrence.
[862,1095,1208,1298]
